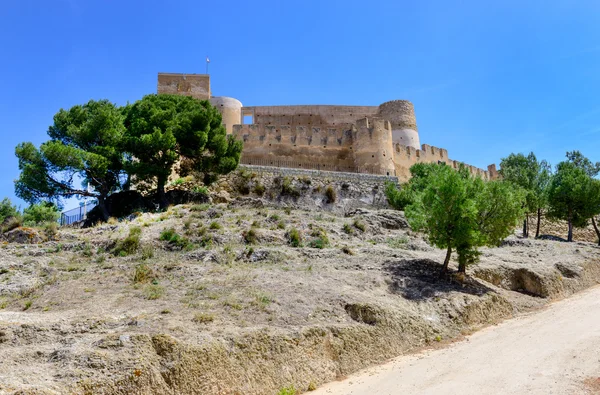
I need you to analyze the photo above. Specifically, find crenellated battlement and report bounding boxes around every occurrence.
[232,124,355,148]
[159,72,498,181]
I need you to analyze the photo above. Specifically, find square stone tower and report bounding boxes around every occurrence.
[157,73,211,100]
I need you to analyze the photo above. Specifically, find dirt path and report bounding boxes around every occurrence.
[313,285,600,395]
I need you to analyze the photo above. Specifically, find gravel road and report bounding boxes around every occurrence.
[313,285,600,395]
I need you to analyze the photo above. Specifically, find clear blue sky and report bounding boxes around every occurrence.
[2,0,600,210]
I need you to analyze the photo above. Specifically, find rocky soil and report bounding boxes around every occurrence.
[0,196,599,394]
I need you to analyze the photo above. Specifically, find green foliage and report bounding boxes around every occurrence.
[353,219,366,232]
[342,223,354,234]
[385,163,442,210]
[566,150,600,177]
[253,183,266,196]
[14,100,125,220]
[190,203,210,212]
[112,226,141,256]
[23,202,60,225]
[499,152,552,236]
[42,222,59,240]
[192,312,215,324]
[133,263,154,284]
[1,216,23,233]
[287,228,302,247]
[324,185,336,204]
[406,165,523,273]
[142,284,164,300]
[192,185,209,195]
[243,228,258,244]
[123,94,242,208]
[547,160,600,241]
[0,198,20,224]
[280,177,300,197]
[387,236,408,248]
[308,227,329,249]
[277,385,298,395]
[209,221,222,230]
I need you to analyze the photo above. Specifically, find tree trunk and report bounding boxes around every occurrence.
[97,195,109,222]
[535,208,542,239]
[157,176,168,210]
[567,210,573,242]
[442,246,452,273]
[592,216,600,246]
[522,218,528,238]
[458,260,467,274]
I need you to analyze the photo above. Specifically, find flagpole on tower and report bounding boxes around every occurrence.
[206,56,210,75]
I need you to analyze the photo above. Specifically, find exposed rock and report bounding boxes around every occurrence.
[3,227,43,244]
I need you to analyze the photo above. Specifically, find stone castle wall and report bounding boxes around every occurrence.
[156,73,497,182]
[234,118,495,181]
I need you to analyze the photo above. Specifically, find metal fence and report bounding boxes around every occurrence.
[60,203,97,226]
[239,158,396,176]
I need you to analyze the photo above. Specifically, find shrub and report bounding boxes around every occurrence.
[387,236,409,249]
[171,177,186,187]
[142,284,164,300]
[209,221,222,230]
[0,198,20,224]
[140,244,155,260]
[192,312,215,324]
[281,177,300,197]
[342,223,354,235]
[243,228,258,244]
[353,219,366,232]
[284,207,292,215]
[133,263,154,284]
[112,226,141,256]
[287,228,302,247]
[277,221,285,230]
[192,185,209,195]
[309,227,329,249]
[42,222,58,240]
[324,185,337,204]
[159,228,192,250]
[277,386,298,395]
[23,202,60,225]
[253,183,266,196]
[2,216,23,233]
[190,204,210,212]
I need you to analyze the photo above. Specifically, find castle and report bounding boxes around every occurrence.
[157,73,498,181]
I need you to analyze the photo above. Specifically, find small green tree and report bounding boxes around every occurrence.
[547,161,593,242]
[499,152,550,238]
[0,198,20,223]
[123,94,242,209]
[23,202,60,225]
[562,151,600,244]
[406,165,523,273]
[14,100,125,220]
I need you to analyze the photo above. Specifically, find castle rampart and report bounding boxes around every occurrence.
[157,73,497,182]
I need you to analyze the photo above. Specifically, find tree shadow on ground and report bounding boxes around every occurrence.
[383,258,494,301]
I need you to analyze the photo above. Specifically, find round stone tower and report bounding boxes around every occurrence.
[209,96,242,135]
[377,100,420,149]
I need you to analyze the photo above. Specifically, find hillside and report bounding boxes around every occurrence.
[1,173,600,394]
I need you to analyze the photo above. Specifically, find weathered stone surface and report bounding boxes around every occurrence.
[3,227,43,244]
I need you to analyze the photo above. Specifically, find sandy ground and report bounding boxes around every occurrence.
[313,285,600,395]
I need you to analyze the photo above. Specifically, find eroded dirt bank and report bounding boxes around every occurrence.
[312,285,600,395]
[0,202,599,394]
